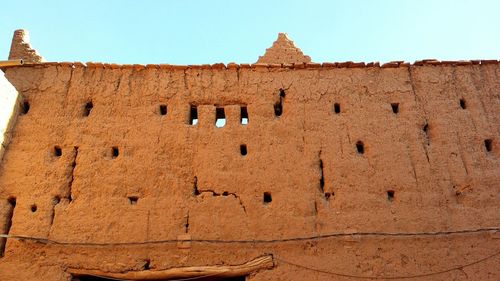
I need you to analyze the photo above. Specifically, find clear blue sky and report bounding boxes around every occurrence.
[1,0,498,64]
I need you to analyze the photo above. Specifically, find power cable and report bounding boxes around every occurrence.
[0,227,497,246]
[276,250,500,279]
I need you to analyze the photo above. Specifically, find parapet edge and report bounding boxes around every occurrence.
[2,59,498,71]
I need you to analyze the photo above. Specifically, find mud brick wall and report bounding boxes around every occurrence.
[0,60,498,280]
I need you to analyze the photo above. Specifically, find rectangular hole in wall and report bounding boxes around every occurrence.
[333,103,340,114]
[240,144,247,156]
[111,147,119,158]
[484,139,493,152]
[240,106,248,125]
[83,101,93,117]
[159,104,167,116]
[21,100,30,115]
[387,190,395,202]
[128,196,139,205]
[216,107,226,128]
[274,102,283,117]
[459,98,466,109]
[263,192,272,204]
[356,141,365,154]
[1,197,16,257]
[189,105,198,125]
[391,103,399,114]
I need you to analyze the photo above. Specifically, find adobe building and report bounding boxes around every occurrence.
[0,30,498,280]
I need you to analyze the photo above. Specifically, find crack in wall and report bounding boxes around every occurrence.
[318,151,325,194]
[455,132,469,175]
[47,196,61,236]
[274,88,286,117]
[422,121,430,163]
[408,67,431,164]
[184,211,190,233]
[64,66,74,100]
[66,146,79,202]
[193,176,247,214]
[406,144,420,188]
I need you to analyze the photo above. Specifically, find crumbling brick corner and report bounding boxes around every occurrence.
[257,32,311,64]
[8,29,44,63]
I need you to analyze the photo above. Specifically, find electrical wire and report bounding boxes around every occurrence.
[0,227,497,246]
[2,228,497,280]
[276,250,500,279]
[58,250,500,280]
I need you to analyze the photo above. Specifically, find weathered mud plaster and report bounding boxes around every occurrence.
[0,30,498,280]
[8,29,44,63]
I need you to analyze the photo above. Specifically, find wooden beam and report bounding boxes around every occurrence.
[0,59,24,67]
[68,255,274,280]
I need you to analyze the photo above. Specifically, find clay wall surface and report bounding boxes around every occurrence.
[0,61,498,280]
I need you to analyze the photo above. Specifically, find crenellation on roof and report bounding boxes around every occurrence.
[2,59,499,73]
[257,33,312,64]
[4,30,498,71]
[8,29,44,63]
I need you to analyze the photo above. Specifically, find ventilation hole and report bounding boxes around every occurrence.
[159,104,167,116]
[30,204,37,212]
[193,176,200,196]
[423,123,429,134]
[274,89,285,117]
[240,106,249,125]
[274,102,283,117]
[319,159,324,192]
[333,103,341,114]
[484,139,493,152]
[21,101,30,115]
[54,146,62,157]
[387,190,395,202]
[189,105,198,125]
[83,101,93,117]
[423,122,429,145]
[279,89,286,98]
[324,192,334,200]
[240,144,247,156]
[263,192,272,204]
[7,197,16,208]
[356,141,365,154]
[112,147,119,158]
[391,103,399,114]
[128,196,139,205]
[52,196,61,205]
[215,107,226,128]
[143,259,150,270]
[459,99,466,109]
[222,191,229,196]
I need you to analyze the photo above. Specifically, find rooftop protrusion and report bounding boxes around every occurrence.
[8,29,44,63]
[257,33,311,64]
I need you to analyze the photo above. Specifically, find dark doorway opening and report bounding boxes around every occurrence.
[72,275,247,281]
